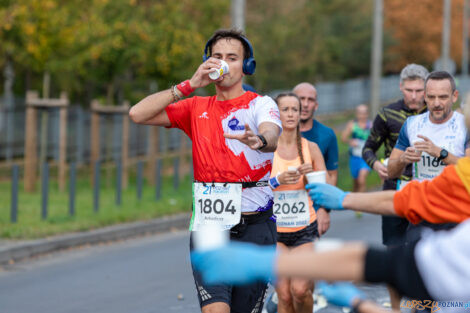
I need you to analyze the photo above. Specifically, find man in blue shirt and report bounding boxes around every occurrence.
[293,82,339,235]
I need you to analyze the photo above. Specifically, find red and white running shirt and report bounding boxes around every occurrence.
[165,91,282,212]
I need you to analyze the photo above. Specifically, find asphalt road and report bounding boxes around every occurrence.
[0,211,392,313]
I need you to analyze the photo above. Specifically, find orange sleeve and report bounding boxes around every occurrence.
[393,161,470,224]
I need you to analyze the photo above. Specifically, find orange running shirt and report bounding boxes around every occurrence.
[271,137,317,233]
[393,157,470,224]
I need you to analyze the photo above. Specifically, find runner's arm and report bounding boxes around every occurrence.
[309,141,327,172]
[413,134,464,165]
[326,130,339,185]
[129,58,222,126]
[362,110,387,169]
[276,243,366,281]
[129,89,175,126]
[341,121,353,143]
[439,147,470,165]
[343,191,396,215]
[327,170,338,186]
[297,141,325,181]
[387,148,407,179]
[257,121,281,152]
[306,183,396,215]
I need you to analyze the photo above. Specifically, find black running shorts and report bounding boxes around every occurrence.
[189,209,277,313]
[277,221,319,247]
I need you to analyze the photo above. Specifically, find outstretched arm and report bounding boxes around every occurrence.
[342,191,396,215]
[191,241,367,285]
[277,243,367,281]
[306,183,396,216]
[129,58,223,126]
[223,122,280,152]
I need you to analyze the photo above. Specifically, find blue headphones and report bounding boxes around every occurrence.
[202,36,256,75]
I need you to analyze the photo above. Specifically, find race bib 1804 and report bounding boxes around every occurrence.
[190,182,242,231]
[273,190,310,228]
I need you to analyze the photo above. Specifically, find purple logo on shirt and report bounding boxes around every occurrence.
[228,117,245,131]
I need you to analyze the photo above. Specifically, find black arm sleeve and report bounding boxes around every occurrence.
[362,110,387,168]
[364,241,432,300]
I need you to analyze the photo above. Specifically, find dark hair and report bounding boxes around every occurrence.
[275,93,305,164]
[207,29,251,60]
[425,71,456,92]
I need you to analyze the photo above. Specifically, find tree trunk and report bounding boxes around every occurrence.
[106,82,114,105]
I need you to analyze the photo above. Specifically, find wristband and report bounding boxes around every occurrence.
[269,175,280,189]
[176,80,194,97]
[171,85,182,102]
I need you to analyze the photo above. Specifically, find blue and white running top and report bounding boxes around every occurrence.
[395,111,469,181]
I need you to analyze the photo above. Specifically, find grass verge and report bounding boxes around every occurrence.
[0,168,192,239]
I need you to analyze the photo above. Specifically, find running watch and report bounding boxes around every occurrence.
[257,135,267,150]
[438,148,448,161]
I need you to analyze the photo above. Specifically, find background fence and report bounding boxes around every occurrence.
[1,74,469,164]
[0,103,189,164]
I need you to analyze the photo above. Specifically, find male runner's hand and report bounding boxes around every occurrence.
[399,147,422,164]
[372,161,389,180]
[189,57,223,89]
[316,208,330,235]
[413,135,440,158]
[224,124,264,150]
[191,242,277,285]
[306,183,349,211]
[318,281,366,308]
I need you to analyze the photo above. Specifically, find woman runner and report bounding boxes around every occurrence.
[270,93,329,313]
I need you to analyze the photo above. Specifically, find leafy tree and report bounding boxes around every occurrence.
[384,0,464,73]
[0,0,228,103]
[246,0,374,90]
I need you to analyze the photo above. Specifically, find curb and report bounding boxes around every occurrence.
[0,213,190,265]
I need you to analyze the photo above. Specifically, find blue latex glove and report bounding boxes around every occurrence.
[191,242,277,285]
[305,183,349,211]
[317,281,366,308]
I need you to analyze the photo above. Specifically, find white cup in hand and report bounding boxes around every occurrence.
[288,166,298,173]
[306,170,326,184]
[412,141,424,156]
[193,224,229,251]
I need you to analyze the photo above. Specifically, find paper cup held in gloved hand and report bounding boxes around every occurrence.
[306,170,327,184]
[193,224,229,251]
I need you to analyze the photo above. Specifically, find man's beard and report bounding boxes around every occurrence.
[300,113,314,124]
[430,108,451,122]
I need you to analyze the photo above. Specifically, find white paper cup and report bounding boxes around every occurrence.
[306,170,326,184]
[382,158,389,167]
[209,60,229,80]
[193,224,229,251]
[287,166,298,172]
[412,141,424,156]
